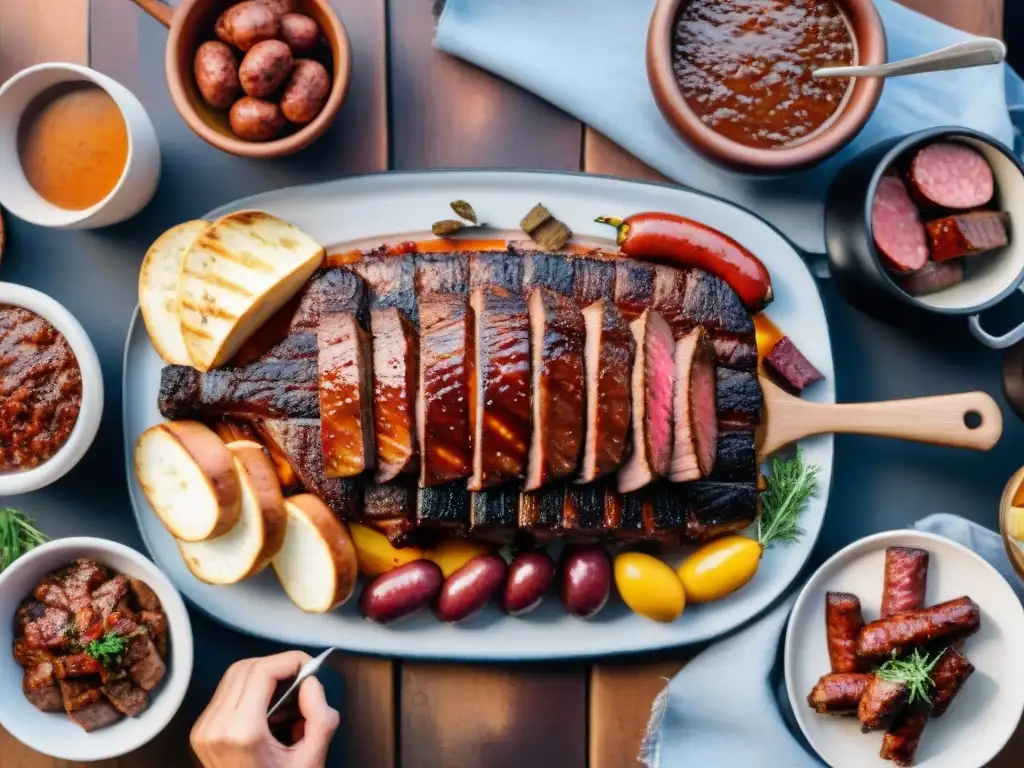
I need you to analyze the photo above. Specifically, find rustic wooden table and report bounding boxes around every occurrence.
[0,1,1018,766]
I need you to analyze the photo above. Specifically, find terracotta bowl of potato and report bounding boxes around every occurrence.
[130,0,350,158]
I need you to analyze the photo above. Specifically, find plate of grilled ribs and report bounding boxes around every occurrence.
[122,169,952,658]
[787,530,1024,767]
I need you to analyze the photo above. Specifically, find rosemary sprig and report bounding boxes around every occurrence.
[876,648,942,705]
[0,507,49,573]
[757,450,819,548]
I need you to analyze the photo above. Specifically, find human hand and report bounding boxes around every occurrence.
[190,651,340,768]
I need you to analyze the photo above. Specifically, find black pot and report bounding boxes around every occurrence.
[824,126,1024,348]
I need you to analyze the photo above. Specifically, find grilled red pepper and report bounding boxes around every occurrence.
[596,212,773,310]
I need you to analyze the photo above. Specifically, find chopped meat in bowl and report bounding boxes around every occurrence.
[0,538,192,762]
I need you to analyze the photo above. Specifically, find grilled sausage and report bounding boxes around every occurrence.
[825,591,865,674]
[880,704,929,767]
[806,673,872,715]
[858,676,907,732]
[930,647,974,718]
[881,546,929,618]
[857,596,980,660]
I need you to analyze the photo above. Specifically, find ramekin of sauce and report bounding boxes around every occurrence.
[648,0,886,174]
[0,283,103,495]
[0,63,160,229]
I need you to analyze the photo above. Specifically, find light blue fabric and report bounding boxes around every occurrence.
[636,514,1020,767]
[436,0,1021,254]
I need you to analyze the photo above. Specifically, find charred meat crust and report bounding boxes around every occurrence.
[716,368,762,425]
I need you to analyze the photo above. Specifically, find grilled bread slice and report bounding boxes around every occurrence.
[272,494,358,612]
[178,211,325,372]
[138,220,209,365]
[135,420,241,542]
[177,440,287,585]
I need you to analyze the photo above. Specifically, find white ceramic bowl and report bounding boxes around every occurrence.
[785,530,1024,768]
[0,63,160,229]
[0,282,103,495]
[0,538,193,761]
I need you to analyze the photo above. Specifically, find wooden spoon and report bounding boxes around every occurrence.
[998,466,1024,582]
[757,376,1003,459]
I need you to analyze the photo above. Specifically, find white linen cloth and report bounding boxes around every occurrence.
[638,514,1023,767]
[435,0,1022,255]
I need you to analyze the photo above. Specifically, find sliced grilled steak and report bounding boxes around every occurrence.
[68,699,122,732]
[350,251,417,321]
[304,268,370,327]
[651,264,693,335]
[318,312,374,477]
[102,680,150,717]
[23,663,63,711]
[712,337,758,371]
[670,327,717,482]
[91,575,129,620]
[571,254,617,306]
[247,417,360,520]
[363,482,416,545]
[579,299,634,483]
[125,634,166,692]
[683,481,758,542]
[469,287,531,489]
[469,250,524,293]
[418,294,472,486]
[708,430,757,482]
[417,483,470,530]
[618,310,675,493]
[682,271,754,336]
[370,308,419,482]
[416,252,468,295]
[521,249,575,296]
[614,259,655,321]
[716,368,762,425]
[469,485,519,542]
[525,288,585,490]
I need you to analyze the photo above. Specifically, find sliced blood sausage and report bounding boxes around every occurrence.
[899,260,964,297]
[925,211,1009,262]
[871,176,928,272]
[764,336,823,393]
[909,141,995,209]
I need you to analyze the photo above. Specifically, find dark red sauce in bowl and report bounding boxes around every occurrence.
[672,0,855,150]
[0,304,82,472]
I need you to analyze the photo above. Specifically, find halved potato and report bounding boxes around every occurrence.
[135,420,241,542]
[177,440,287,585]
[272,494,358,612]
[139,220,209,365]
[178,210,325,372]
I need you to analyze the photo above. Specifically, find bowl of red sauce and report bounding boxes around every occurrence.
[0,283,103,494]
[647,0,886,174]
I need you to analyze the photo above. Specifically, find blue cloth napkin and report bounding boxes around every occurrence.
[436,0,1022,254]
[638,514,1023,767]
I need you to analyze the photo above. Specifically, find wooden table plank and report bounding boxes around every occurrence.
[400,664,587,768]
[387,0,582,171]
[387,4,587,767]
[0,0,88,82]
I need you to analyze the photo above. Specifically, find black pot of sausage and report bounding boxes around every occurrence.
[825,126,1024,348]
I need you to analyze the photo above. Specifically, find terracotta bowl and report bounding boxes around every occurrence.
[647,0,886,174]
[131,0,351,159]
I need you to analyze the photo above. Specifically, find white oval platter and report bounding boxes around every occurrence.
[122,170,835,659]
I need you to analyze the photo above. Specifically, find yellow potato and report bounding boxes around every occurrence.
[424,538,495,579]
[348,522,424,577]
[676,535,762,604]
[613,552,685,623]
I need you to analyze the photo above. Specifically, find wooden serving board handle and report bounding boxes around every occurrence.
[759,377,1003,457]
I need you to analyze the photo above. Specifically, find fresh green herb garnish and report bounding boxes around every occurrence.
[0,508,49,572]
[757,450,819,548]
[875,648,942,705]
[85,632,128,667]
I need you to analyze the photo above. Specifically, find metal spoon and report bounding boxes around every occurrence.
[813,38,1005,79]
[267,647,336,720]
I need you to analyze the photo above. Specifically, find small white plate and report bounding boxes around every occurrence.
[785,530,1024,768]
